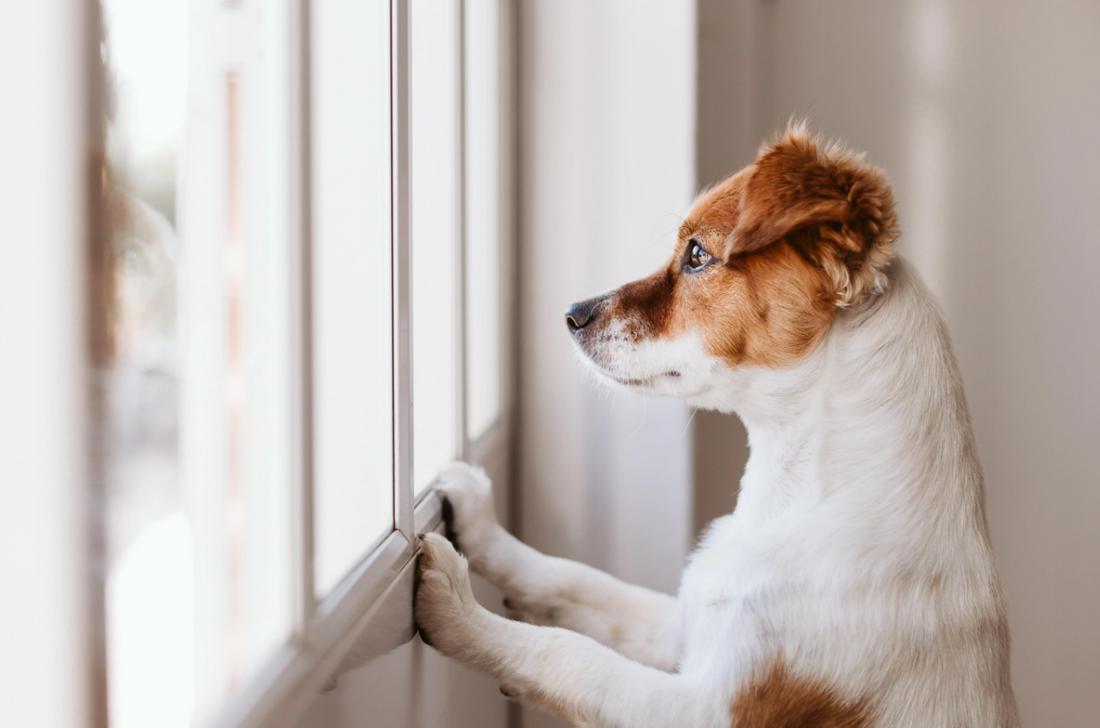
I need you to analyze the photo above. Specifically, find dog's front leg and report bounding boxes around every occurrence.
[432,463,682,670]
[415,534,721,728]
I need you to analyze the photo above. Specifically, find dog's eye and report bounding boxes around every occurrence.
[686,240,712,271]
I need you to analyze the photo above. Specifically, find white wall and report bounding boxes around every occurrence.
[515,0,697,725]
[697,1,1100,724]
[0,1,101,727]
[516,0,696,593]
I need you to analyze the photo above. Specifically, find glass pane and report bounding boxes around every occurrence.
[411,0,460,494]
[171,0,299,714]
[464,0,503,440]
[103,0,300,719]
[311,0,395,596]
[99,1,193,726]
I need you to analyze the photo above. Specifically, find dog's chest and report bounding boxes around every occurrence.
[682,541,769,611]
[676,512,847,679]
[678,521,785,662]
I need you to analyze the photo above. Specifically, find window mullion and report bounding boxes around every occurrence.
[288,0,316,636]
[455,0,469,462]
[392,0,414,540]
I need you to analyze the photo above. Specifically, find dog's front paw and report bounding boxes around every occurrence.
[415,532,487,659]
[433,462,501,564]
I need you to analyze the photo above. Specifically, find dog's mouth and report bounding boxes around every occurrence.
[606,370,681,388]
[571,331,686,390]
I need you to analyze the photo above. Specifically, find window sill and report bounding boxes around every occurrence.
[210,490,445,728]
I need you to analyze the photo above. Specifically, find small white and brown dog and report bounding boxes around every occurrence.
[414,126,1021,728]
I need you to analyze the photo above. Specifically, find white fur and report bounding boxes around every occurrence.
[415,257,1020,727]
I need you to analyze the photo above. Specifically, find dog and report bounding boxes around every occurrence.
[414,125,1021,728]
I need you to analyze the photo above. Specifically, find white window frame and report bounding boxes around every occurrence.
[187,1,515,727]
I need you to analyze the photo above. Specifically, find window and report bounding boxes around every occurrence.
[90,1,513,727]
[310,0,395,599]
[463,0,507,443]
[410,0,461,497]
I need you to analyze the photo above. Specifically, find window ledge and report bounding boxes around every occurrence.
[210,490,445,728]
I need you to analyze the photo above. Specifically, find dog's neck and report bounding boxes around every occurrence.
[718,258,987,535]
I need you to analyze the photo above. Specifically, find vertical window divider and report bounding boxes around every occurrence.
[456,0,469,462]
[392,0,415,540]
[288,0,316,636]
[498,0,516,450]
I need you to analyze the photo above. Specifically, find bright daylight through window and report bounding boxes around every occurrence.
[97,0,508,727]
[310,0,394,599]
[100,0,192,726]
[410,0,460,497]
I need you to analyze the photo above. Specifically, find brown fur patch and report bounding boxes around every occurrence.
[731,658,869,728]
[723,125,899,305]
[604,267,676,338]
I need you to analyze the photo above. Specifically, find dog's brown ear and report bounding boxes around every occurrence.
[725,125,899,305]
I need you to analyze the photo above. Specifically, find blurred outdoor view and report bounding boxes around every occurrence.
[99,0,191,726]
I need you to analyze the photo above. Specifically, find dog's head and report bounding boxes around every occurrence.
[567,126,899,406]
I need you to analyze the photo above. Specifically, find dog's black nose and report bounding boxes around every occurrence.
[565,296,606,333]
